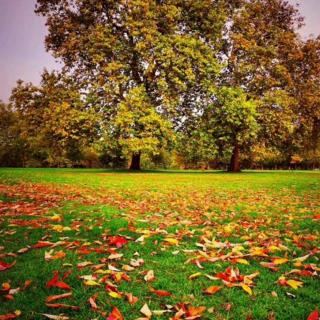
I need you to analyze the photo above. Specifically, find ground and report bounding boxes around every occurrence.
[0,168,319,320]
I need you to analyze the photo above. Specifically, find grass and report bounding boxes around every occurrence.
[0,168,319,320]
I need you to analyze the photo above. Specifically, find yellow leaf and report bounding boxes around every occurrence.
[235,258,250,265]
[273,258,288,265]
[286,279,303,290]
[189,272,202,280]
[164,238,179,245]
[108,291,122,299]
[241,284,252,295]
[84,280,100,286]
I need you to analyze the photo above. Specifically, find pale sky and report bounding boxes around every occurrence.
[0,0,319,103]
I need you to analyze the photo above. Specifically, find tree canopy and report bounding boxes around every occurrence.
[1,0,319,170]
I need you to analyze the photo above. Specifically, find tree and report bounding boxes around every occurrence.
[114,86,173,170]
[289,37,320,167]
[10,71,99,167]
[35,0,226,169]
[221,0,303,170]
[206,87,258,172]
[0,101,27,167]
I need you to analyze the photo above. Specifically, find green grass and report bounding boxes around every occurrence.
[0,168,319,319]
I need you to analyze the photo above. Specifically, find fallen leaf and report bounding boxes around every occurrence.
[144,270,155,282]
[107,307,124,320]
[45,304,80,311]
[46,293,72,303]
[307,309,319,320]
[41,314,69,320]
[0,261,16,272]
[273,258,289,265]
[203,285,222,295]
[150,288,172,297]
[126,293,138,305]
[241,284,253,295]
[140,303,152,318]
[108,236,128,248]
[46,271,71,291]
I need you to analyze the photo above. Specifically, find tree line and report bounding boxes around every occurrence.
[1,0,319,171]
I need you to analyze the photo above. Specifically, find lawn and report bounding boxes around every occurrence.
[0,168,319,320]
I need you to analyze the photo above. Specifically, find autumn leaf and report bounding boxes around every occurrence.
[45,303,80,310]
[286,279,303,290]
[203,285,222,295]
[108,236,128,248]
[163,237,179,245]
[144,270,155,282]
[241,284,253,295]
[0,261,16,272]
[46,271,71,291]
[0,310,21,320]
[307,309,319,320]
[189,272,202,280]
[46,293,72,303]
[273,258,288,265]
[150,288,172,297]
[107,307,124,320]
[33,241,53,249]
[140,303,152,318]
[41,314,69,320]
[83,280,100,286]
[187,306,206,317]
[126,293,138,304]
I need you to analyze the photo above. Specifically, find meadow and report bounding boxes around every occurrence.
[0,168,319,320]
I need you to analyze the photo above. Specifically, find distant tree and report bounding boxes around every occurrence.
[0,101,27,167]
[10,71,99,167]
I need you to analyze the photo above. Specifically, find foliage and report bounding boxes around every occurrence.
[114,86,174,158]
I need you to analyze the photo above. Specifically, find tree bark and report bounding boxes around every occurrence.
[129,152,141,170]
[229,142,241,172]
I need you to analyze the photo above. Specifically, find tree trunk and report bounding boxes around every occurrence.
[229,142,241,172]
[129,152,141,170]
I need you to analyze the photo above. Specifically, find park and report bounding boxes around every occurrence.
[0,0,319,319]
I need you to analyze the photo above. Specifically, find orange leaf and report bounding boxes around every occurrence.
[107,307,124,320]
[203,286,222,295]
[150,288,172,297]
[46,292,72,303]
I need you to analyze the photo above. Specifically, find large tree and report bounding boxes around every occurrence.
[35,0,229,169]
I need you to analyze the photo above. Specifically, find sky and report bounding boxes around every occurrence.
[0,0,320,103]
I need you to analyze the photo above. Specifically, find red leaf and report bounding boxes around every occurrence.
[0,314,18,320]
[308,310,319,320]
[33,241,53,248]
[107,307,124,320]
[46,271,71,291]
[150,288,172,297]
[0,261,16,272]
[108,236,128,248]
[45,303,80,310]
